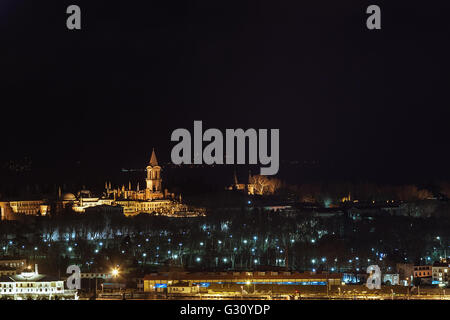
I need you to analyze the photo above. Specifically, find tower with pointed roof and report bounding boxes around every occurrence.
[233,169,239,186]
[146,148,162,194]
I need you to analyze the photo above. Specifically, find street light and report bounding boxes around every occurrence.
[111,268,120,277]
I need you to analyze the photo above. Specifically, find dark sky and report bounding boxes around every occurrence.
[1,0,449,184]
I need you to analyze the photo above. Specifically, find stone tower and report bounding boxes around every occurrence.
[146,148,162,192]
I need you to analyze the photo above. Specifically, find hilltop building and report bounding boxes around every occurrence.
[58,149,202,217]
[1,149,204,219]
[227,169,255,195]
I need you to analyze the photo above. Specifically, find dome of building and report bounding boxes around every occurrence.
[62,193,76,201]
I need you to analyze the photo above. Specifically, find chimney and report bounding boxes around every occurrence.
[35,264,38,275]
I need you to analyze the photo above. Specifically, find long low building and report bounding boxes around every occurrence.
[0,264,77,300]
[143,271,342,291]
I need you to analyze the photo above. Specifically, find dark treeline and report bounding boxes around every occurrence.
[1,204,450,276]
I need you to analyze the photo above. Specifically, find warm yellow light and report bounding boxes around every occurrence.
[111,268,119,277]
[246,281,251,285]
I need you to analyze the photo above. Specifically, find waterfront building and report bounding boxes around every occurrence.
[432,262,450,286]
[143,271,341,292]
[0,264,77,300]
[414,265,433,285]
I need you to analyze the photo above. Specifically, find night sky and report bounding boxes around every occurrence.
[1,1,449,186]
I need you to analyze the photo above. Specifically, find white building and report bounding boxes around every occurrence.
[432,262,450,286]
[383,273,399,286]
[0,264,77,300]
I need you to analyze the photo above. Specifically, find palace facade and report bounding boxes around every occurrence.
[60,149,201,216]
[1,149,204,219]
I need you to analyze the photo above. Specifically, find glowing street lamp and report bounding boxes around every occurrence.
[111,268,120,277]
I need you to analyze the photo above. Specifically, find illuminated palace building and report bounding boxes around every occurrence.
[0,149,202,219]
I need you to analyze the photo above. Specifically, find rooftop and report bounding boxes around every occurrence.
[144,271,342,281]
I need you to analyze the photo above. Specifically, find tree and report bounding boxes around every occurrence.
[250,175,282,195]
